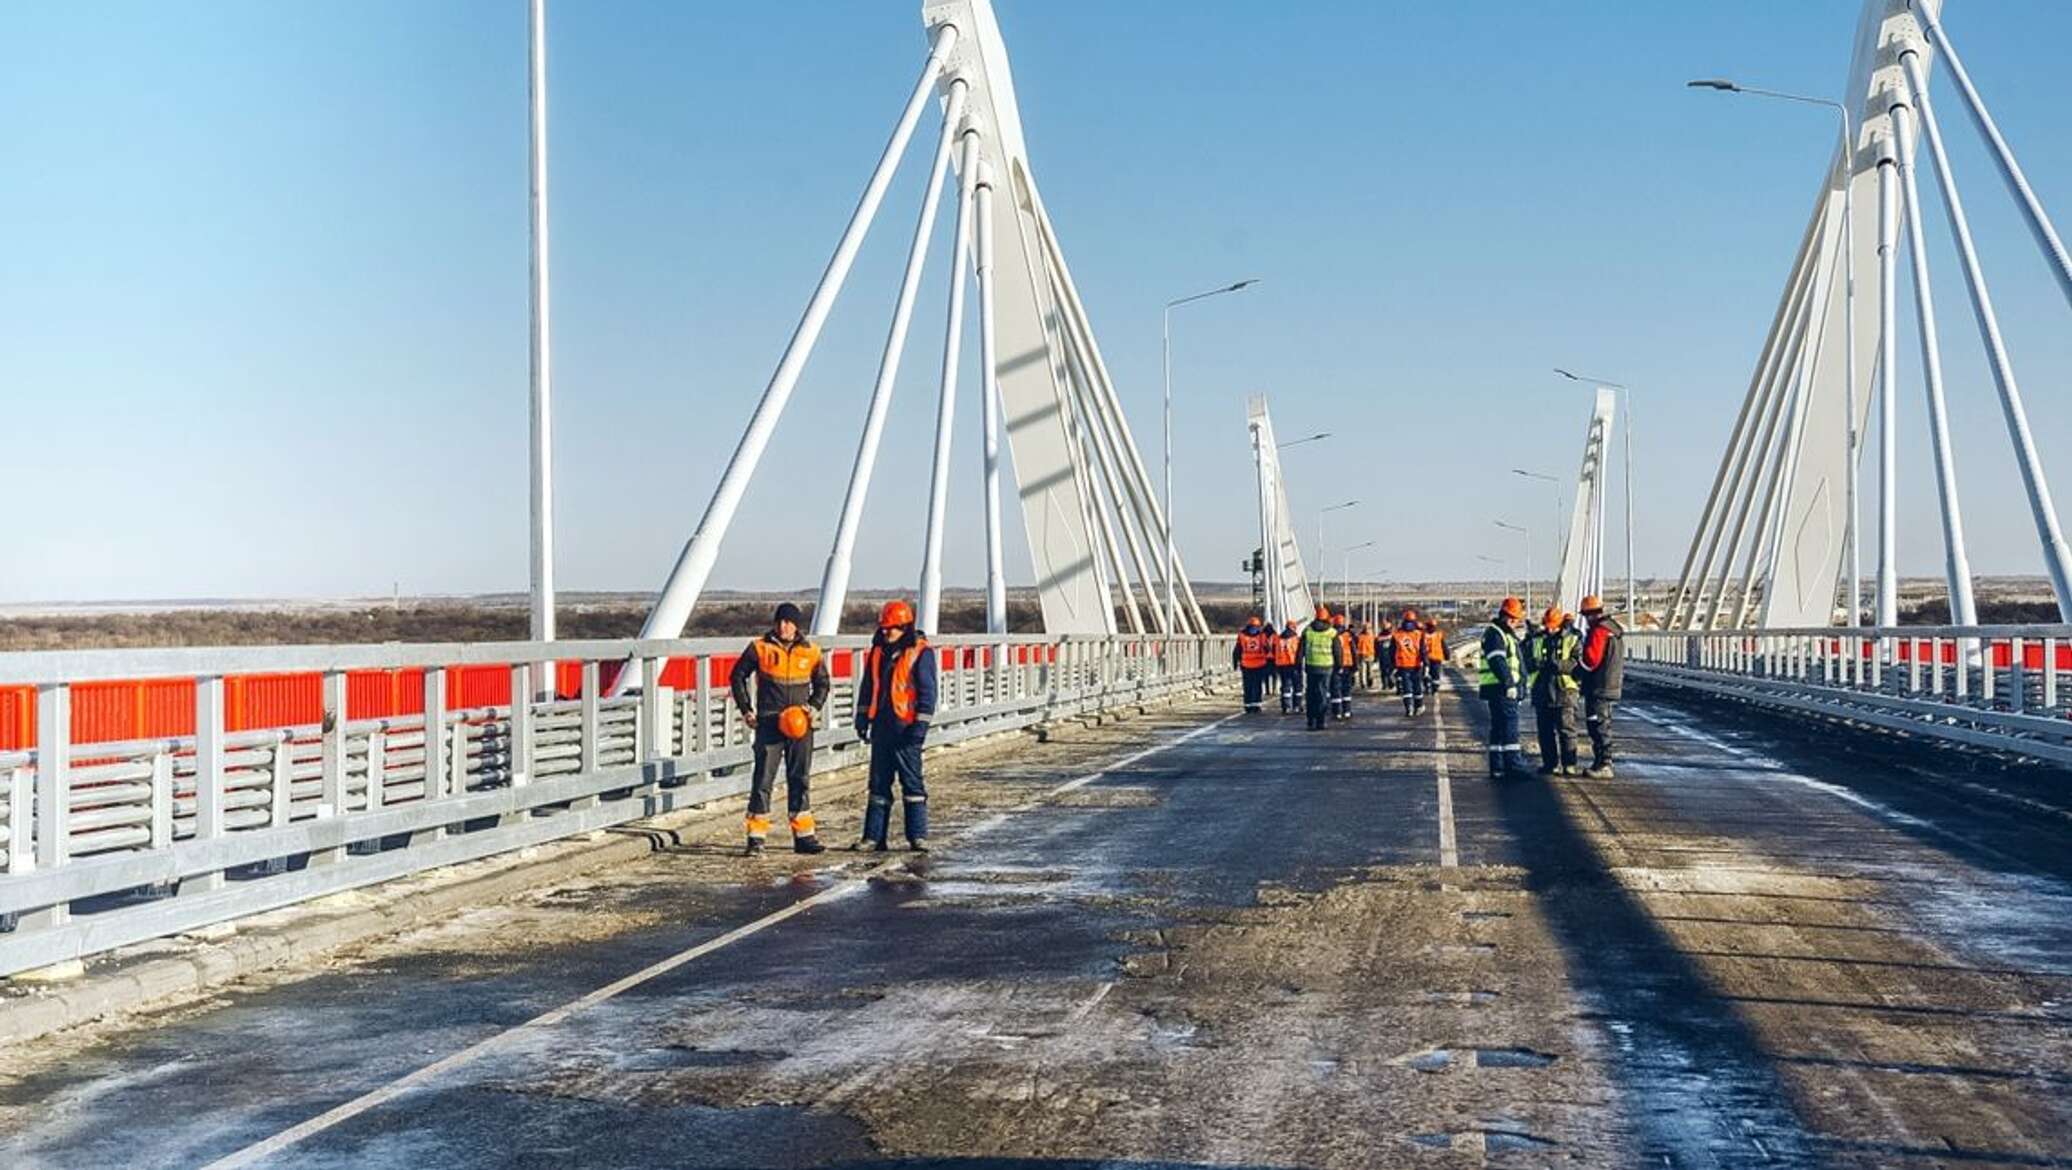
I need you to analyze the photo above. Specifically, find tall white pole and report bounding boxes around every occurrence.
[1902,51,2072,620]
[1841,114,1861,628]
[633,24,959,650]
[1162,308,1175,635]
[527,0,555,644]
[1875,135,1900,629]
[1622,390,1634,619]
[975,169,1007,635]
[815,81,968,636]
[1915,6,2072,310]
[918,130,979,637]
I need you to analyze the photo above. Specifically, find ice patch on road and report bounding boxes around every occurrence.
[1629,704,1931,829]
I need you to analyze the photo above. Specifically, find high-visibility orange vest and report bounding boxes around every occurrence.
[1237,630,1270,669]
[1335,631,1354,665]
[1356,631,1378,659]
[1392,628,1425,669]
[865,639,929,724]
[1424,629,1446,663]
[754,637,822,683]
[1273,635,1299,667]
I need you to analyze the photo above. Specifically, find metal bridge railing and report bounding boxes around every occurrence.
[1627,625,2072,765]
[0,633,1228,976]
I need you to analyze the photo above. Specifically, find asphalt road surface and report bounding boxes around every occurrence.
[2,671,2069,1169]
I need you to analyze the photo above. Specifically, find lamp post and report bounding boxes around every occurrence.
[1688,79,1859,625]
[1495,520,1532,614]
[1511,468,1562,557]
[1163,278,1258,633]
[1342,540,1376,614]
[1477,554,1510,601]
[1278,431,1331,451]
[1315,499,1359,605]
[1554,369,1635,619]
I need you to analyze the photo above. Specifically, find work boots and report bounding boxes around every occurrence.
[851,837,888,853]
[1586,763,1615,779]
[743,837,765,857]
[794,835,826,855]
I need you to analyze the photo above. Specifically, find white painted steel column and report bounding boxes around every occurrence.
[918,130,980,636]
[1875,135,1901,629]
[975,168,1007,634]
[527,0,555,643]
[1901,50,2072,620]
[1915,6,2072,310]
[1892,99,1978,627]
[816,80,969,636]
[636,23,959,650]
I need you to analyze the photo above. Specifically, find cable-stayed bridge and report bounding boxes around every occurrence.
[2,2,2071,1165]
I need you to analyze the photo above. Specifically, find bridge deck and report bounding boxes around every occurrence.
[1,675,2068,1168]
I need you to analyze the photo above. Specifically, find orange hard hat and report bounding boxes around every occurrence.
[1401,608,1418,622]
[1500,597,1525,620]
[1314,604,1330,620]
[1580,594,1605,615]
[1248,614,1262,626]
[1332,612,1347,627]
[878,599,915,628]
[777,705,812,740]
[1542,606,1565,631]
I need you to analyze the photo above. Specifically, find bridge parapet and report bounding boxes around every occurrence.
[0,633,1228,977]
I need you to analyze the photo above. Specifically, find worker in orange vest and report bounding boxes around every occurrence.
[1274,619,1303,714]
[1423,619,1447,693]
[1390,608,1429,717]
[1331,612,1357,721]
[1355,622,1380,690]
[728,601,831,856]
[853,599,938,852]
[1232,614,1272,714]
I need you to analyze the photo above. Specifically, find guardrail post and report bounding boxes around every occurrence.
[413,666,448,844]
[150,751,173,854]
[694,658,713,758]
[186,676,226,895]
[311,670,348,866]
[2047,638,2060,712]
[574,660,601,812]
[6,764,32,878]
[2008,637,2025,712]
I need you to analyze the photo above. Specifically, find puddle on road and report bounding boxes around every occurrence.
[1399,1046,1560,1072]
[1408,1127,1558,1151]
[613,1045,783,1072]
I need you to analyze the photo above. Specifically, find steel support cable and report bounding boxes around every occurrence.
[632,22,961,662]
[918,130,980,636]
[815,80,970,636]
[1892,97,1980,626]
[1913,3,2072,311]
[1688,256,1822,628]
[974,175,1008,635]
[1876,140,1902,627]
[1900,49,2072,620]
[1668,222,1826,626]
[1051,276,1154,632]
[1045,276,1129,634]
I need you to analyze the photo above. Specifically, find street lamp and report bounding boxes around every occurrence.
[1477,553,1511,600]
[1554,369,1637,620]
[1341,539,1376,613]
[1278,431,1331,451]
[1495,520,1532,614]
[1315,499,1359,602]
[1688,78,1859,626]
[1511,468,1562,560]
[1164,278,1259,633]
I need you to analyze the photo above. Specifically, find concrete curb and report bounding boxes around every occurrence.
[0,684,1226,1046]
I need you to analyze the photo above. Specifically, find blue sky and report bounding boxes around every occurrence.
[4,1,2069,602]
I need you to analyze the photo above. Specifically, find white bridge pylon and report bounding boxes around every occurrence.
[1247,397,1316,627]
[1552,389,1615,615]
[627,0,1207,656]
[1669,0,2072,630]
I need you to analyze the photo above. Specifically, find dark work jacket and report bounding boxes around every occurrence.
[855,627,939,732]
[729,631,830,719]
[1580,616,1626,699]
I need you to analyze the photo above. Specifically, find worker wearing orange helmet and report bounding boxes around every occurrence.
[1274,617,1304,714]
[853,599,939,852]
[1422,618,1446,692]
[1233,614,1272,714]
[1577,594,1626,777]
[1354,621,1380,690]
[729,601,832,856]
[1524,606,1582,776]
[1477,597,1531,778]
[1331,610,1358,721]
[1298,603,1341,729]
[1390,608,1428,717]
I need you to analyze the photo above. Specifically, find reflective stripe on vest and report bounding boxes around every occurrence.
[1392,629,1424,669]
[755,637,822,684]
[1478,624,1520,687]
[1302,626,1337,668]
[866,639,928,723]
[1532,630,1581,692]
[1237,630,1270,669]
[1274,635,1299,667]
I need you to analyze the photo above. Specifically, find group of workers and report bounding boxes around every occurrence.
[727,599,936,858]
[1234,607,1447,729]
[1477,594,1625,780]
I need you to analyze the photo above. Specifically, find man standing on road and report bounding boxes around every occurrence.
[1578,594,1625,778]
[1233,615,1272,715]
[1524,606,1581,776]
[1300,605,1340,730]
[854,599,938,853]
[1331,612,1358,721]
[1275,618,1304,715]
[728,602,831,856]
[1478,597,1531,779]
[1422,618,1447,694]
[1390,609,1428,717]
[1355,621,1379,690]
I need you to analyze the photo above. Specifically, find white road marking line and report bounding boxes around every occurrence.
[206,708,1240,1169]
[1068,980,1116,1022]
[1434,691,1459,868]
